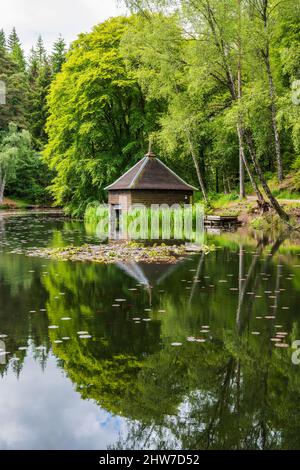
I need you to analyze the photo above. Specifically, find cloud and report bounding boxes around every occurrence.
[1,0,127,54]
[0,353,126,449]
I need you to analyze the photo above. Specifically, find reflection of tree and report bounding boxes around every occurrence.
[42,260,162,416]
[112,238,300,450]
[0,251,51,375]
[1,219,300,450]
[0,214,109,376]
[112,326,300,449]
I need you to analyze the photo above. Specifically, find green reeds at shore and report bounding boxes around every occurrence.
[84,202,204,242]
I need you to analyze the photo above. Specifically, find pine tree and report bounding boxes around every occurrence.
[7,27,18,50]
[35,35,47,66]
[0,29,6,50]
[0,47,28,128]
[50,35,67,74]
[28,36,48,83]
[28,60,52,149]
[7,27,26,71]
[28,46,39,80]
[27,36,52,149]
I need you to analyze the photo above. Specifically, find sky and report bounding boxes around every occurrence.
[0,353,126,449]
[1,0,128,54]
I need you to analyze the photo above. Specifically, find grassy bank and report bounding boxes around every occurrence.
[0,197,53,210]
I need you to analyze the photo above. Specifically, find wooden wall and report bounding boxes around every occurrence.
[108,190,193,208]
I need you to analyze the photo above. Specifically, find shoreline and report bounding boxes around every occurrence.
[0,208,64,217]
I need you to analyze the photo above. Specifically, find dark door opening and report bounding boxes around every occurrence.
[115,208,121,230]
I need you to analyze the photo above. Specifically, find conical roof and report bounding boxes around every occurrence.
[105,153,197,191]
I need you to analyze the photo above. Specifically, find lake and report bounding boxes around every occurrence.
[0,212,300,450]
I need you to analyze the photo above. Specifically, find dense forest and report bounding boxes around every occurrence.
[0,28,66,205]
[1,0,300,217]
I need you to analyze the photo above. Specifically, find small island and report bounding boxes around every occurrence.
[28,242,209,264]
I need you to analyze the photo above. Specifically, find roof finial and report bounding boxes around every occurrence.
[146,136,155,157]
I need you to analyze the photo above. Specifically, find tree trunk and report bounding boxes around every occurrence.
[223,175,228,194]
[237,124,265,204]
[0,174,6,204]
[239,146,245,199]
[244,130,289,221]
[237,0,245,199]
[258,0,283,182]
[185,129,208,202]
[204,1,266,205]
[264,52,283,182]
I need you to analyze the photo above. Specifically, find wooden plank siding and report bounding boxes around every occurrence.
[108,190,193,208]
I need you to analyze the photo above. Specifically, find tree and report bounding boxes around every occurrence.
[0,47,28,129]
[35,35,47,65]
[43,17,160,215]
[0,123,35,203]
[51,35,67,74]
[7,27,26,71]
[237,0,245,199]
[0,29,6,51]
[245,0,284,182]
[276,1,300,187]
[122,14,208,200]
[27,36,52,149]
[125,1,291,222]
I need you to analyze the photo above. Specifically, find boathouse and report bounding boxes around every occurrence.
[105,151,197,219]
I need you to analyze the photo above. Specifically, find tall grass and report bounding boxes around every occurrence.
[84,202,109,224]
[84,202,204,242]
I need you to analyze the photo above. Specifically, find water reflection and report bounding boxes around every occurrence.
[0,214,300,449]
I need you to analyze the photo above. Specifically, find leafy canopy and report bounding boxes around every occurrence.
[43,16,160,215]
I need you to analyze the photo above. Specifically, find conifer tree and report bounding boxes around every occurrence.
[7,27,26,71]
[0,29,6,50]
[0,47,28,128]
[27,36,52,149]
[51,35,67,74]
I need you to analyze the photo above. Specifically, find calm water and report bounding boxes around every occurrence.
[0,212,300,450]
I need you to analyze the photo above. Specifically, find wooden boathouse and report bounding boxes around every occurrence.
[105,151,198,220]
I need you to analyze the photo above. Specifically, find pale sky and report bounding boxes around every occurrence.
[1,0,128,54]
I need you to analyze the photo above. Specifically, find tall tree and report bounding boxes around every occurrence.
[43,17,160,215]
[237,0,245,199]
[246,0,284,182]
[51,35,67,74]
[0,47,28,129]
[125,1,290,221]
[122,14,208,200]
[0,29,6,51]
[27,36,52,149]
[7,27,26,71]
[0,123,34,203]
[35,35,47,65]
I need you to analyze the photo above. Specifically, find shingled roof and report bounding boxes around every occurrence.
[105,153,198,191]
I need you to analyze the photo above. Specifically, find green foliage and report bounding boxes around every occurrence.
[27,36,53,149]
[250,212,288,233]
[7,27,26,71]
[0,47,28,129]
[0,122,24,181]
[50,35,67,75]
[0,28,70,203]
[122,1,300,205]
[2,3,300,214]
[0,122,51,204]
[0,29,6,50]
[43,17,160,215]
